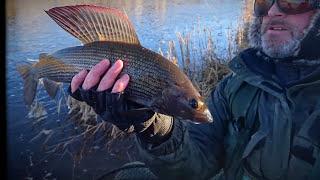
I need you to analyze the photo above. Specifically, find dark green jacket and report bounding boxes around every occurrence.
[136,49,320,180]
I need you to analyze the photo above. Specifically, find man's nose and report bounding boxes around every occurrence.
[267,3,285,17]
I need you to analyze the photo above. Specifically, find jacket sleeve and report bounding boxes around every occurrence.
[135,75,233,179]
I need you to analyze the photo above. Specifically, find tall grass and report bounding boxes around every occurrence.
[236,0,254,50]
[162,30,231,99]
[160,0,253,99]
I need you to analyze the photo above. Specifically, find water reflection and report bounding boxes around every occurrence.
[6,0,244,52]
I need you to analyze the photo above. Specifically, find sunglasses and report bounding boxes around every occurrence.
[254,0,320,17]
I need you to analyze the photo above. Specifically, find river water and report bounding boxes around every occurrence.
[6,0,248,179]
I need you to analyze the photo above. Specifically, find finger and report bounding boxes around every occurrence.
[71,70,88,93]
[82,59,110,90]
[97,59,124,91]
[111,74,130,93]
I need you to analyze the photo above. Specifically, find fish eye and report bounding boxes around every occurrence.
[189,99,200,110]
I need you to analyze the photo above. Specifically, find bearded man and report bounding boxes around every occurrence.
[70,0,320,179]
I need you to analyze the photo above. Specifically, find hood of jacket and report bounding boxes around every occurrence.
[248,10,320,61]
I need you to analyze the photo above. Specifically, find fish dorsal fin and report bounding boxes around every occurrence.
[45,5,140,45]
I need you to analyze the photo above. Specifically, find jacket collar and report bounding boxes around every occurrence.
[228,48,320,97]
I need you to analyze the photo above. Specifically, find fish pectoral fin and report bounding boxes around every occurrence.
[16,64,38,105]
[45,5,140,45]
[130,107,151,112]
[42,78,61,99]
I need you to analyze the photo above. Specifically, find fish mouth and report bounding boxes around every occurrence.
[193,108,213,123]
[203,108,213,123]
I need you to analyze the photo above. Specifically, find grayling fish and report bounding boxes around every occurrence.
[17,5,213,123]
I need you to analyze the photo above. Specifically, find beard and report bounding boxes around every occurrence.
[261,32,302,58]
[260,20,305,58]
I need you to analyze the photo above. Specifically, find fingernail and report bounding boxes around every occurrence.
[123,74,130,81]
[79,69,87,76]
[113,60,123,71]
[103,59,110,63]
[116,59,123,64]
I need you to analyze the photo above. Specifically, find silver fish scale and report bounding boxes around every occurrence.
[41,42,178,105]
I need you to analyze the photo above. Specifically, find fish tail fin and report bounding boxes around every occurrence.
[42,78,61,99]
[16,64,38,105]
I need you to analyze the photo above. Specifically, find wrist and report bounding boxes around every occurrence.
[137,113,174,146]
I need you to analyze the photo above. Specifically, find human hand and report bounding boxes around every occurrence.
[71,59,129,94]
[69,59,155,133]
